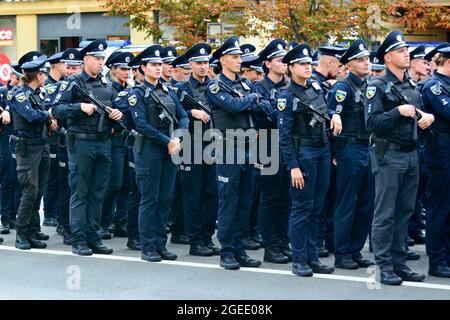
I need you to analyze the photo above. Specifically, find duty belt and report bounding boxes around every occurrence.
[335,136,369,146]
[298,138,327,148]
[72,132,111,141]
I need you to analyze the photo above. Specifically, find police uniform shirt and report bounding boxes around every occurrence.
[311,69,330,95]
[328,72,366,118]
[205,73,259,113]
[53,70,114,133]
[174,75,210,122]
[278,79,324,170]
[421,71,450,133]
[254,75,288,128]
[364,68,421,146]
[10,85,50,138]
[128,80,188,147]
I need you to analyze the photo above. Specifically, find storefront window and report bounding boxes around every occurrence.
[40,39,59,57]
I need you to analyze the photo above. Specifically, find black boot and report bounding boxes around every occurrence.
[28,235,47,249]
[15,233,31,250]
[263,246,289,264]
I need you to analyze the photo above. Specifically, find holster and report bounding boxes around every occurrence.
[66,132,75,151]
[134,134,144,154]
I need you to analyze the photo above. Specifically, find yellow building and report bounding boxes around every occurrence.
[0,0,153,62]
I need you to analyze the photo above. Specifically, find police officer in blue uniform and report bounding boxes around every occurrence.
[278,43,334,277]
[364,31,434,285]
[253,39,291,263]
[161,46,177,84]
[10,53,58,250]
[369,52,386,79]
[328,39,375,270]
[239,49,263,250]
[421,44,450,278]
[43,52,68,228]
[407,45,429,247]
[45,48,84,245]
[313,45,346,257]
[0,63,21,235]
[205,36,264,270]
[119,53,144,251]
[54,39,122,256]
[166,52,190,244]
[128,44,189,262]
[174,43,220,257]
[100,51,134,239]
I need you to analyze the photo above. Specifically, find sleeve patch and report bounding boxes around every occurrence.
[335,90,347,103]
[128,94,137,107]
[366,87,377,100]
[277,98,286,111]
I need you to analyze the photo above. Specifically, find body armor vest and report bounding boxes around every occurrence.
[378,76,422,145]
[211,75,254,131]
[13,90,46,137]
[138,84,176,131]
[289,82,328,145]
[338,76,369,141]
[67,74,112,133]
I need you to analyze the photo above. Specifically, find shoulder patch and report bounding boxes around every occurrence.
[59,81,68,92]
[430,84,442,96]
[312,82,321,91]
[335,89,347,103]
[128,94,137,107]
[209,84,219,95]
[15,92,27,103]
[277,98,286,111]
[366,86,377,100]
[45,85,58,95]
[118,90,128,97]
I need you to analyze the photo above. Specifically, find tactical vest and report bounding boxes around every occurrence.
[378,76,421,144]
[12,89,46,137]
[424,75,450,133]
[138,84,176,131]
[67,74,112,133]
[211,75,254,131]
[186,79,211,132]
[289,81,328,145]
[338,76,369,141]
[311,72,330,97]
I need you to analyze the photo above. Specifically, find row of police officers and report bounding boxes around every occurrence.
[0,31,449,286]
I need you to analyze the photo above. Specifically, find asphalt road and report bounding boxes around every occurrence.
[0,223,449,301]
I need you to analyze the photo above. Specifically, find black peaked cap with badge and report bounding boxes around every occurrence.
[184,43,211,63]
[212,36,243,61]
[106,51,134,69]
[340,39,369,65]
[162,46,177,64]
[80,39,108,57]
[259,39,287,62]
[369,52,385,71]
[171,53,191,70]
[47,52,63,65]
[376,31,408,63]
[282,43,313,65]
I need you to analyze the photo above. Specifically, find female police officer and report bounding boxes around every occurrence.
[10,52,58,249]
[278,43,335,277]
[128,45,189,262]
[421,44,450,278]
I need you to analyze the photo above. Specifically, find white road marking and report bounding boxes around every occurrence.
[1,245,449,291]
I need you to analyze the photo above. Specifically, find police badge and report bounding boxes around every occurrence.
[430,84,442,96]
[128,94,137,107]
[335,90,347,103]
[277,98,286,111]
[366,86,377,99]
